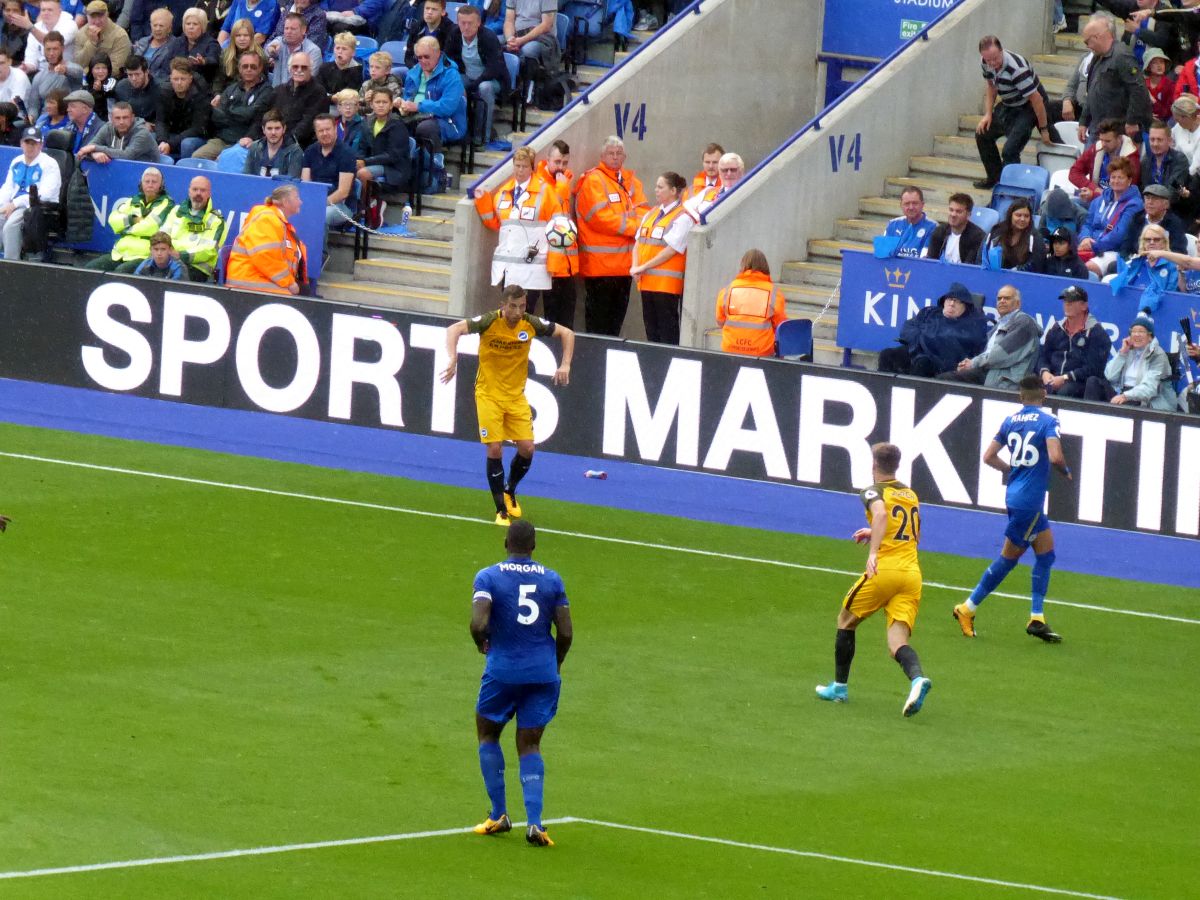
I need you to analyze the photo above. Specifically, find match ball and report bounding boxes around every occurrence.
[545,215,577,249]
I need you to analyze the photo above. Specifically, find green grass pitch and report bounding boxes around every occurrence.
[0,421,1195,899]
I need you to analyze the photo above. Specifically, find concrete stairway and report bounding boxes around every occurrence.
[729,30,1089,366]
[318,49,641,315]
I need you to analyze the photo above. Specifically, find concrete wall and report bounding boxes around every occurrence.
[448,0,822,323]
[677,0,1051,346]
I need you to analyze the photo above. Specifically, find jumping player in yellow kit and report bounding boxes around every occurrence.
[815,442,933,717]
[442,285,575,526]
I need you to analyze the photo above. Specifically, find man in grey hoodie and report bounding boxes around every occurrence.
[937,284,1042,390]
[76,99,157,162]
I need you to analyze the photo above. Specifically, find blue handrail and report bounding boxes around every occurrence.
[697,1,965,225]
[466,0,707,196]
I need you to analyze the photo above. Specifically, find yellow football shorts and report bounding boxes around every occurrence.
[476,393,533,443]
[842,567,923,630]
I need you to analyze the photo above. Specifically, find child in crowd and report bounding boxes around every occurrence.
[134,232,186,280]
[85,54,118,120]
[333,87,365,156]
[360,51,403,109]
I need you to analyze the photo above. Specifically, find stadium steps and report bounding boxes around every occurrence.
[774,26,1092,369]
[320,30,653,313]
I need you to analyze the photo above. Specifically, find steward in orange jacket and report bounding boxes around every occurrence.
[226,189,308,296]
[715,255,787,357]
[475,151,564,291]
[631,172,692,344]
[535,143,579,327]
[572,152,647,278]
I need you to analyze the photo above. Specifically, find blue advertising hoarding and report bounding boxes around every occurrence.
[838,249,1200,355]
[822,0,964,59]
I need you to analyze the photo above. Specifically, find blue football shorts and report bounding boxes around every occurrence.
[1004,506,1049,549]
[476,673,561,729]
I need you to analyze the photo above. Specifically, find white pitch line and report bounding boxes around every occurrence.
[1,450,1196,626]
[0,818,578,880]
[576,818,1127,900]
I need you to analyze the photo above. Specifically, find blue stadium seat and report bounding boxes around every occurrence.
[216,244,231,285]
[177,157,217,170]
[971,205,999,234]
[989,164,1050,214]
[446,1,465,21]
[775,319,813,361]
[355,35,378,61]
[504,52,525,131]
[379,39,406,74]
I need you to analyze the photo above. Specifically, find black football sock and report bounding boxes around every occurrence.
[894,644,924,681]
[834,628,855,684]
[487,457,506,513]
[507,452,533,496]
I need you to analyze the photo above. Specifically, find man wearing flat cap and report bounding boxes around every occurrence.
[1037,285,1112,399]
[0,126,61,259]
[74,0,130,72]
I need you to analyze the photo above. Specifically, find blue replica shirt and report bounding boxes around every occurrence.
[995,404,1060,510]
[884,214,935,259]
[473,555,568,684]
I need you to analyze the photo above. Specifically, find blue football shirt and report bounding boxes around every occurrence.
[473,556,568,684]
[995,405,1061,510]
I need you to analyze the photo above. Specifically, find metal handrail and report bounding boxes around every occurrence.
[465,0,707,196]
[697,1,965,225]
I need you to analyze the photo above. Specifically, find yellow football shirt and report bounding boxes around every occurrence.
[467,310,556,402]
[859,480,921,570]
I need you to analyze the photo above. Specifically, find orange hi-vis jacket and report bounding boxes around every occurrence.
[687,169,717,200]
[633,202,688,296]
[226,202,307,296]
[572,162,648,277]
[536,159,574,208]
[714,269,787,357]
[475,172,564,289]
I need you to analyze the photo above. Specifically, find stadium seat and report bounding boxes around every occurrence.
[1054,120,1085,151]
[446,1,464,20]
[989,164,1050,215]
[177,157,217,170]
[1037,143,1079,176]
[504,52,525,131]
[1188,233,1198,257]
[216,244,231,285]
[355,35,378,61]
[971,205,1000,233]
[1047,167,1074,196]
[556,12,573,73]
[380,39,406,75]
[775,318,813,361]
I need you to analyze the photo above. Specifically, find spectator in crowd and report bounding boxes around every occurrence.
[117,0,187,45]
[1068,118,1139,209]
[1173,49,1200,104]
[265,12,321,88]
[687,142,722,199]
[215,23,268,93]
[1141,48,1174,122]
[473,146,562,313]
[226,182,307,295]
[267,0,326,62]
[60,86,100,148]
[573,135,647,336]
[166,8,219,89]
[881,186,935,259]
[925,192,985,264]
[503,0,557,69]
[194,49,270,159]
[25,29,77,116]
[85,164,173,270]
[83,52,116,118]
[1140,119,1187,204]
[114,53,157,121]
[684,151,742,218]
[937,284,1041,390]
[332,87,363,155]
[0,126,60,259]
[630,170,690,344]
[33,86,66,134]
[1111,222,1178,294]
[1120,182,1186,257]
[133,230,185,278]
[355,87,410,190]
[74,0,130,73]
[445,4,503,148]
[218,0,277,46]
[1037,285,1111,399]
[1043,226,1089,278]
[1084,310,1178,410]
[21,0,78,76]
[271,50,324,146]
[1,0,31,66]
[244,108,301,176]
[377,0,423,48]
[132,7,173,85]
[974,34,1053,191]
[76,99,157,162]
[714,248,786,357]
[162,174,225,280]
[982,198,1045,273]
[1145,243,1200,293]
[154,57,207,159]
[1171,94,1200,221]
[1123,2,1187,67]
[404,0,455,68]
[360,49,402,107]
[1078,13,1152,143]
[319,31,362,96]
[0,101,19,144]
[878,281,989,377]
[536,138,575,328]
[397,35,464,156]
[301,112,355,229]
[0,48,30,106]
[1056,48,1091,125]
[1080,157,1143,277]
[325,0,388,36]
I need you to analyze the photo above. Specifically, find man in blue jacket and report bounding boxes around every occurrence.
[1036,285,1111,399]
[878,282,990,377]
[398,34,464,155]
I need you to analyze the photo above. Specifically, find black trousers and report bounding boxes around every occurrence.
[542,276,577,329]
[1083,376,1118,402]
[936,366,988,385]
[1047,378,1087,399]
[583,275,631,336]
[878,346,940,377]
[976,101,1037,184]
[640,289,681,344]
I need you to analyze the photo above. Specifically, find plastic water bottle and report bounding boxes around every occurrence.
[584,470,608,480]
[400,202,412,230]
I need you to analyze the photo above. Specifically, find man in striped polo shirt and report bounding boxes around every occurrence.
[974,35,1053,190]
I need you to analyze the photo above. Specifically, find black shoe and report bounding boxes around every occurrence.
[1026,619,1062,643]
[973,178,998,190]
